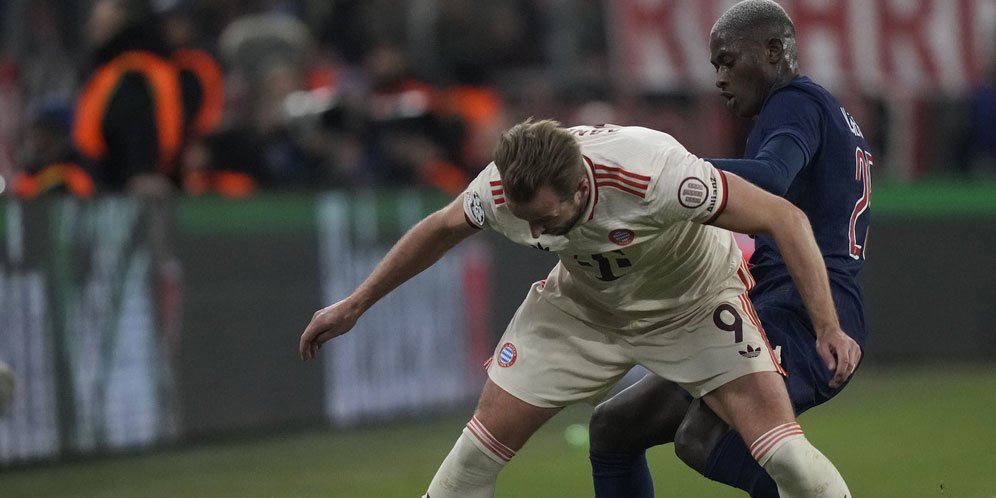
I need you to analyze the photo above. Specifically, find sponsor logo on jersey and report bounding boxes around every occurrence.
[706,173,719,213]
[678,177,708,208]
[608,228,636,246]
[739,344,762,358]
[497,342,518,367]
[465,191,486,226]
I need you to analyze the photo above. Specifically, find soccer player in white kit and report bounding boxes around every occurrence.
[300,119,857,498]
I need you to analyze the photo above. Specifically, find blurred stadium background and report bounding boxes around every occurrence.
[1,0,995,496]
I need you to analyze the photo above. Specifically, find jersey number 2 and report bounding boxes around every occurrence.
[849,147,872,260]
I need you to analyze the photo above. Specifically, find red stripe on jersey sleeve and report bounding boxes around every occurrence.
[593,163,652,182]
[464,212,483,229]
[704,169,729,225]
[594,173,649,190]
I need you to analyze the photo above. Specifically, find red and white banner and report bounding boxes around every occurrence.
[611,0,996,94]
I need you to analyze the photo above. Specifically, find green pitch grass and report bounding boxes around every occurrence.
[2,366,994,497]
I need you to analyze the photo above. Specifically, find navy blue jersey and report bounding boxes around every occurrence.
[714,76,871,344]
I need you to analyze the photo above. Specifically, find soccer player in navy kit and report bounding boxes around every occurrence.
[588,1,871,497]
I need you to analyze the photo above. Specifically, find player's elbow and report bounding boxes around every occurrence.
[751,198,809,239]
[766,201,814,241]
[768,197,808,228]
[783,201,809,226]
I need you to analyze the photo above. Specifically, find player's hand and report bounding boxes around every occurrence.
[815,328,862,389]
[299,299,362,361]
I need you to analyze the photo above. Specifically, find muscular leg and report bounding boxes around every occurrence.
[424,379,560,498]
[590,374,691,451]
[701,372,850,498]
[673,398,729,472]
[677,309,858,497]
[588,374,690,498]
[675,398,778,497]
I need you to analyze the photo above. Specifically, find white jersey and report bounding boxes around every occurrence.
[463,125,742,331]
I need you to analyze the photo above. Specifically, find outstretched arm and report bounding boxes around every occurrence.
[709,172,861,388]
[299,194,479,360]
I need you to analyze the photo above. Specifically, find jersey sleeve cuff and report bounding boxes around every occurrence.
[704,169,729,225]
[464,212,483,230]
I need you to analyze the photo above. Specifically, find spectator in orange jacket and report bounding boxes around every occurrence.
[73,0,184,197]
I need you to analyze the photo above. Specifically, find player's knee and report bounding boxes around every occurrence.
[674,403,728,474]
[589,399,677,452]
[674,420,711,473]
[589,399,641,450]
[591,379,691,452]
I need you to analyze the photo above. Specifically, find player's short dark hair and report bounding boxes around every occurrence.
[712,0,796,47]
[493,119,584,204]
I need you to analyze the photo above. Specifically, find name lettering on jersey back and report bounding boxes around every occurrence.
[840,107,864,138]
[569,125,620,137]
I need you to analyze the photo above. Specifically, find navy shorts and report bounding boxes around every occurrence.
[752,282,866,415]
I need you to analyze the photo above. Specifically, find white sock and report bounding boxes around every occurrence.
[423,417,516,498]
[750,422,852,498]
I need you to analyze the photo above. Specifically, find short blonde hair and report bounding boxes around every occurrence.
[493,119,584,203]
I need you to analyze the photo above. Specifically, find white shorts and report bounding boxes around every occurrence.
[486,278,784,408]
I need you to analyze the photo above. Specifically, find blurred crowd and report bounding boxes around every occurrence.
[1,0,995,199]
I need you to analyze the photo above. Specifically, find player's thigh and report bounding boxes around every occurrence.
[589,374,691,450]
[486,282,632,409]
[701,371,795,444]
[632,287,783,399]
[474,378,561,450]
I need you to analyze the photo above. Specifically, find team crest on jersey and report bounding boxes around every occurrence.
[608,229,636,246]
[678,177,708,208]
[497,342,518,367]
[465,191,486,226]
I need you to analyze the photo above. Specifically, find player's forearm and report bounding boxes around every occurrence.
[349,210,470,313]
[769,208,840,334]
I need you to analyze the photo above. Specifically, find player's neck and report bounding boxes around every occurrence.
[768,70,799,97]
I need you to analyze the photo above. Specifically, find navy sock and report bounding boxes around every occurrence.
[703,431,779,498]
[590,448,654,498]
